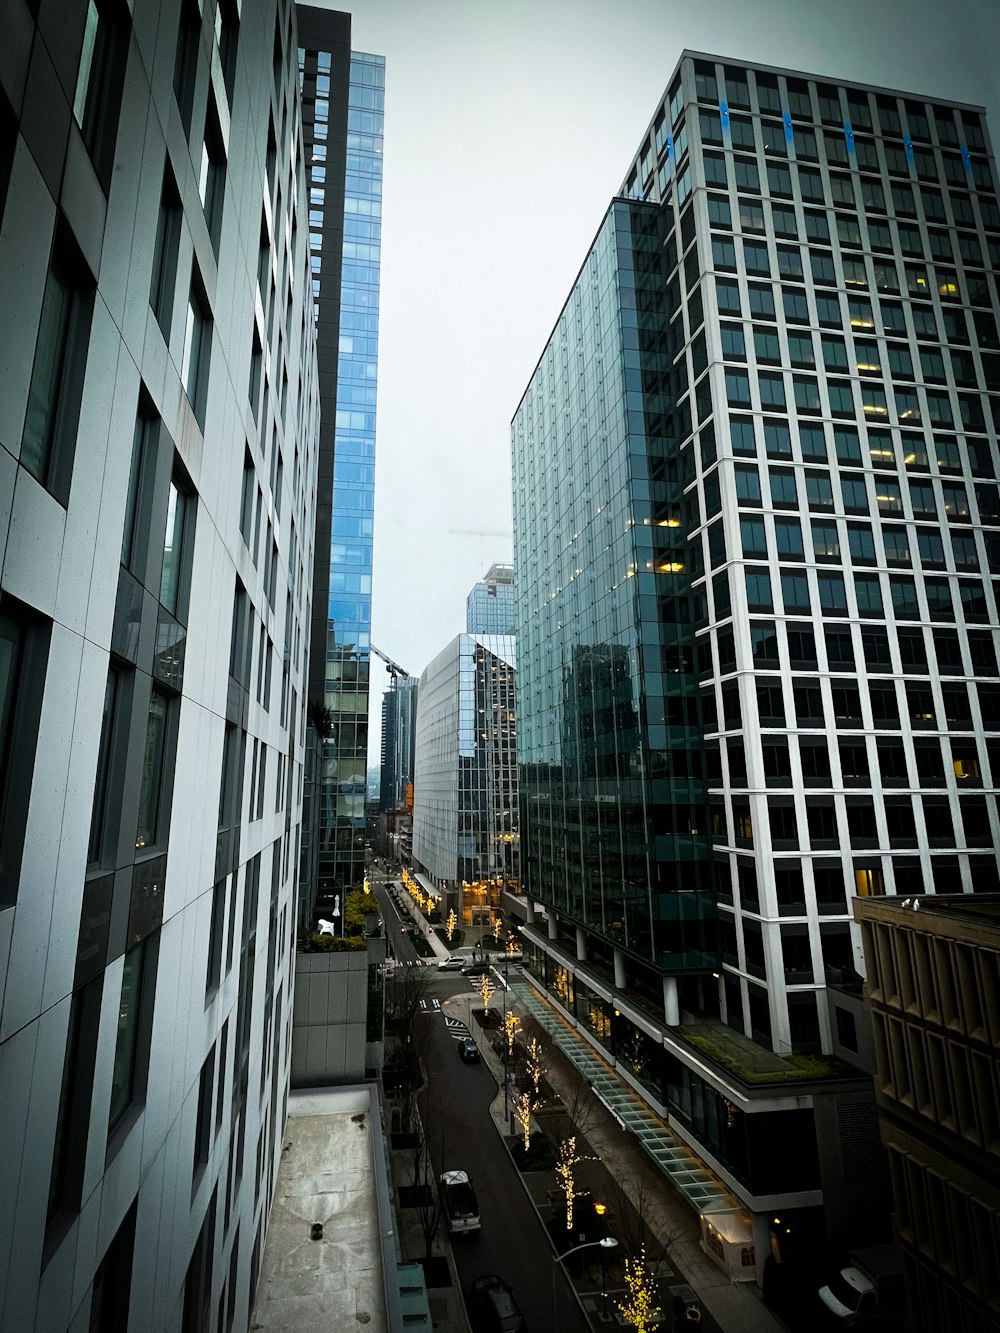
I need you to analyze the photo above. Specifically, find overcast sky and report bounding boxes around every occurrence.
[340,0,1000,767]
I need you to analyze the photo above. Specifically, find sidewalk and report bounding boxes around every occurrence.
[444,986,788,1333]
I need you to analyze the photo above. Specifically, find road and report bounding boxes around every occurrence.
[417,969,591,1333]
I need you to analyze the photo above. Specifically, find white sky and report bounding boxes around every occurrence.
[340,0,1000,767]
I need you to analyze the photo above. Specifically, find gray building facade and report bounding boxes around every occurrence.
[513,51,998,1263]
[0,0,321,1327]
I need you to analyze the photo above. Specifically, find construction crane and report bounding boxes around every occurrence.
[371,644,411,680]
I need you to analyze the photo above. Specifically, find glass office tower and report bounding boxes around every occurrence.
[513,51,1000,1259]
[466,562,516,633]
[298,17,383,918]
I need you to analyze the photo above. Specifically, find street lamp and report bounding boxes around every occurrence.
[552,1237,618,1328]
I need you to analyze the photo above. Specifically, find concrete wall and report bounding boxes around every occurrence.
[291,950,369,1086]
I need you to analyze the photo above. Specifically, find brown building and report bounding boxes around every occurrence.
[853,894,1000,1333]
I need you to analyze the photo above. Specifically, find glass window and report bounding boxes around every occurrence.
[108,940,148,1133]
[739,199,765,232]
[150,172,181,335]
[159,479,188,616]
[758,374,785,408]
[725,371,751,406]
[135,692,168,850]
[744,241,770,275]
[754,328,780,362]
[73,0,128,187]
[716,279,741,314]
[781,573,810,612]
[763,421,792,458]
[182,278,211,426]
[806,475,834,510]
[733,159,760,192]
[23,242,90,501]
[720,324,745,358]
[788,333,815,368]
[748,286,775,321]
[812,520,840,559]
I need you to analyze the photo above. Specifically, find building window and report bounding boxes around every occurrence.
[89,1200,138,1331]
[88,667,121,865]
[0,604,51,907]
[182,274,212,427]
[199,99,227,252]
[150,171,182,337]
[108,936,155,1135]
[160,476,191,618]
[173,0,202,138]
[135,690,169,850]
[46,977,101,1227]
[22,227,94,503]
[73,0,129,189]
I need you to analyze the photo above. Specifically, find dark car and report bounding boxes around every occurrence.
[470,1275,525,1332]
[458,1037,480,1063]
[461,961,492,977]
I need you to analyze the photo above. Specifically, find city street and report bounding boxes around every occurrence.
[416,969,591,1333]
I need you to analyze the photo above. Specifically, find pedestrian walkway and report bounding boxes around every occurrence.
[388,879,451,960]
[512,978,735,1214]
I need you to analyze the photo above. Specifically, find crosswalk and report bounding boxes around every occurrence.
[444,1015,472,1041]
[418,998,442,1012]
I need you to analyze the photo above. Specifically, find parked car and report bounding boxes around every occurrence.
[461,961,493,977]
[439,1170,480,1235]
[469,1275,524,1332]
[458,1037,480,1063]
[438,955,468,971]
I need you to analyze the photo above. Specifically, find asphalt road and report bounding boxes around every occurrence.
[417,969,591,1333]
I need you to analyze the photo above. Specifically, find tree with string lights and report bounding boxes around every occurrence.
[477,972,495,1016]
[501,1009,520,1058]
[445,908,457,942]
[617,1246,661,1333]
[526,1036,545,1095]
[511,1088,540,1151]
[555,1136,594,1231]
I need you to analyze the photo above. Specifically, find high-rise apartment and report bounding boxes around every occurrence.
[412,634,518,925]
[380,674,418,811]
[296,11,383,924]
[466,562,516,634]
[853,893,1000,1333]
[0,0,320,1325]
[512,51,999,1264]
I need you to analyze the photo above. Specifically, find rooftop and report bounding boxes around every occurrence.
[252,1086,399,1333]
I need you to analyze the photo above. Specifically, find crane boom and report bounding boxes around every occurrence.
[371,644,411,679]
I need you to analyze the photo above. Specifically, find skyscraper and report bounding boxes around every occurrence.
[296,12,383,923]
[0,0,320,1324]
[512,51,999,1264]
[466,561,516,634]
[380,674,418,811]
[412,634,518,926]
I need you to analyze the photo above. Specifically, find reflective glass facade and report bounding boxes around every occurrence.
[513,200,715,975]
[466,562,516,633]
[299,38,383,906]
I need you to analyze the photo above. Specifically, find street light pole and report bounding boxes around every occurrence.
[551,1237,618,1329]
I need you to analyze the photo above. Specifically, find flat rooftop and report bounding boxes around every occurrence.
[252,1087,393,1333]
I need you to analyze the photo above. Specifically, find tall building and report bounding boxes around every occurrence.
[412,634,518,925]
[853,893,1000,1333]
[0,0,320,1326]
[512,51,999,1266]
[296,12,383,922]
[466,561,516,634]
[380,674,418,811]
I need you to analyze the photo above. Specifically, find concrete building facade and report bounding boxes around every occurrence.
[0,0,321,1326]
[854,893,1000,1333]
[512,50,998,1264]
